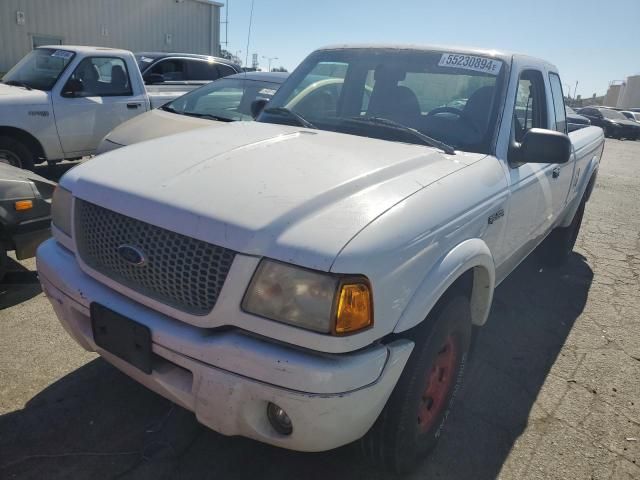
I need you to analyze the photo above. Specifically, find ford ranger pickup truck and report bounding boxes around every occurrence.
[0,46,213,170]
[37,45,604,473]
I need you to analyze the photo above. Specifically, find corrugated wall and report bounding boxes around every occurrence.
[0,0,221,73]
[617,76,640,109]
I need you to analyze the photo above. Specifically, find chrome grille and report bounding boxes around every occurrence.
[75,199,235,315]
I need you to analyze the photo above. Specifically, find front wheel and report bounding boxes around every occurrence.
[0,136,36,171]
[361,295,472,473]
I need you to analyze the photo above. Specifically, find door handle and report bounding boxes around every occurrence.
[127,103,141,109]
[552,167,561,179]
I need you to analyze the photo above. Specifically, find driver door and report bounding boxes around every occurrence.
[496,69,555,279]
[52,56,146,156]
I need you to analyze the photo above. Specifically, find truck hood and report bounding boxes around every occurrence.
[64,122,482,271]
[104,108,215,147]
[0,83,50,106]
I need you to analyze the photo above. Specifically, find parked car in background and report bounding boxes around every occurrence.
[565,105,591,132]
[0,162,54,280]
[621,110,640,123]
[577,106,640,139]
[39,44,604,473]
[0,46,213,171]
[135,52,241,86]
[97,71,288,154]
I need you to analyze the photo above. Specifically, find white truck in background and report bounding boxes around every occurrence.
[0,46,208,170]
[37,45,605,473]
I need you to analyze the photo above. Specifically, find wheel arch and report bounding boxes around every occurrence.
[393,238,495,334]
[0,126,46,161]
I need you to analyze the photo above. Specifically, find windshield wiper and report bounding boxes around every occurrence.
[3,80,33,91]
[162,106,234,122]
[348,116,455,155]
[263,107,317,129]
[183,112,234,122]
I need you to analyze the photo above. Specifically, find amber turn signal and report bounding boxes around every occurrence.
[335,283,373,334]
[14,200,33,211]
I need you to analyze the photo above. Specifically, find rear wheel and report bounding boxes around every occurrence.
[538,199,585,267]
[361,295,472,473]
[0,136,36,171]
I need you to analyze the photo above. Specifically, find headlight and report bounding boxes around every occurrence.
[51,186,73,236]
[242,259,373,335]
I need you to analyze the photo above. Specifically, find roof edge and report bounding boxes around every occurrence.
[192,0,224,7]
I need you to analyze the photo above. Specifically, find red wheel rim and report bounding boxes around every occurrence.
[417,335,458,433]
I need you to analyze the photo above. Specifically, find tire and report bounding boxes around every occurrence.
[361,294,472,474]
[0,136,36,171]
[538,199,585,267]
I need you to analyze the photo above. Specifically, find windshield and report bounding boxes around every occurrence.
[2,48,75,91]
[565,106,576,114]
[258,49,506,153]
[165,77,282,121]
[135,54,156,72]
[601,109,626,120]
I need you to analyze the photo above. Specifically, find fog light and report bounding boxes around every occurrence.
[267,402,293,435]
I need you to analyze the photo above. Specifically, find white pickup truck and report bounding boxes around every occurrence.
[37,45,604,473]
[0,46,201,170]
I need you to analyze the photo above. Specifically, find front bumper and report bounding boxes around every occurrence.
[2,215,51,259]
[36,239,413,452]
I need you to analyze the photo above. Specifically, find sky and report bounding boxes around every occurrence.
[220,0,640,98]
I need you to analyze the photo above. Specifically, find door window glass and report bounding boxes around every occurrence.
[149,59,186,81]
[216,64,237,78]
[548,73,567,133]
[187,60,219,80]
[513,70,547,142]
[64,57,132,97]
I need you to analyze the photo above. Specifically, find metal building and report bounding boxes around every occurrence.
[603,83,623,107]
[0,0,223,73]
[617,75,640,109]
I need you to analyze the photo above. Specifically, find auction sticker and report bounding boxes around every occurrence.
[438,53,502,75]
[51,50,73,60]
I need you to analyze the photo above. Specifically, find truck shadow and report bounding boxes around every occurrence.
[33,160,82,182]
[0,257,41,310]
[0,253,592,480]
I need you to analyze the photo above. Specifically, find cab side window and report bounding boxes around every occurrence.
[512,70,547,142]
[216,64,237,78]
[63,57,132,97]
[187,60,220,81]
[149,59,186,81]
[548,73,567,133]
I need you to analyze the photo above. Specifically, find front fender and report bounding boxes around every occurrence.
[393,238,495,333]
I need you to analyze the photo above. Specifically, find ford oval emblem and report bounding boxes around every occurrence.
[117,244,147,266]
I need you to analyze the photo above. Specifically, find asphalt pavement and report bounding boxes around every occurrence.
[1,140,639,479]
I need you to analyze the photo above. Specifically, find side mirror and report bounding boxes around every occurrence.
[251,98,269,119]
[144,73,165,85]
[61,78,82,97]
[515,128,571,164]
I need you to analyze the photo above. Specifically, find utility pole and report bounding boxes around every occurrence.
[262,56,278,72]
[222,0,229,49]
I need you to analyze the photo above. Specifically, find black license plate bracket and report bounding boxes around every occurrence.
[90,303,152,374]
